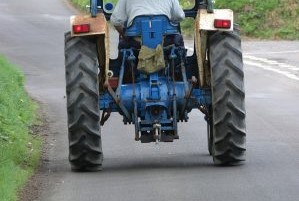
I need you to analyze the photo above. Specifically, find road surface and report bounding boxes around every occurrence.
[0,0,299,200]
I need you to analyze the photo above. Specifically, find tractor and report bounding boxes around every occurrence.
[64,0,246,171]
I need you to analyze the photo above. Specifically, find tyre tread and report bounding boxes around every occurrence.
[209,30,246,165]
[65,32,103,171]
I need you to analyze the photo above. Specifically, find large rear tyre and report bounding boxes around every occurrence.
[65,32,103,171]
[208,29,246,165]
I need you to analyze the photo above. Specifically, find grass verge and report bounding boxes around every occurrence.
[0,56,41,201]
[70,0,90,11]
[216,0,299,39]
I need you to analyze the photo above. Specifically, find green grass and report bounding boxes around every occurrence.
[216,0,299,39]
[71,0,299,39]
[0,56,41,201]
[71,0,89,10]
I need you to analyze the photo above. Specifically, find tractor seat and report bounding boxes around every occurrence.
[125,15,179,49]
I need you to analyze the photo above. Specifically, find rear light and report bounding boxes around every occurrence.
[214,19,231,29]
[108,77,119,88]
[72,24,90,34]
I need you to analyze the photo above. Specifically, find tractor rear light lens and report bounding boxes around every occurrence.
[214,19,231,29]
[108,77,119,88]
[73,24,90,34]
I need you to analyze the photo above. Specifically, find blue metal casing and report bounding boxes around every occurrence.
[99,15,211,139]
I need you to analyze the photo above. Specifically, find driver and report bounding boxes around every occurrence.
[111,0,185,38]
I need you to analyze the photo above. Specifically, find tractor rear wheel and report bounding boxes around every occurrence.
[64,32,103,171]
[208,29,246,165]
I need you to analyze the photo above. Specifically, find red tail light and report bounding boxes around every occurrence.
[72,24,90,34]
[214,19,231,29]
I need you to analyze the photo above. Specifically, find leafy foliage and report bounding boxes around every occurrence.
[216,0,299,39]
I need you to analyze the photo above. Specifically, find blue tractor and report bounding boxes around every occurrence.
[65,0,246,171]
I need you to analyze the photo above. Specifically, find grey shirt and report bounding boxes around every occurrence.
[110,0,185,27]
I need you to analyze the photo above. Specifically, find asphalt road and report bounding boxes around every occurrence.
[1,0,299,201]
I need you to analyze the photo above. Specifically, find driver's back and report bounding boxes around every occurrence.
[111,0,185,28]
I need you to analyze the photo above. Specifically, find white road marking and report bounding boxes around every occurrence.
[245,50,299,55]
[185,46,299,81]
[244,60,299,81]
[244,55,299,81]
[244,55,298,70]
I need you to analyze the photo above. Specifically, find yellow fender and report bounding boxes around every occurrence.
[70,14,110,85]
[195,9,234,87]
